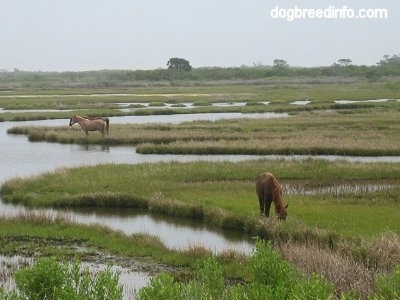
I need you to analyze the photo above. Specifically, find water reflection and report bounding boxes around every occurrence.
[78,143,111,152]
[0,201,254,255]
[68,207,254,253]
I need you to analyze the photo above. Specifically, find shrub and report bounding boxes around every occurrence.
[15,257,67,299]
[13,257,123,300]
[250,240,335,299]
[138,273,180,300]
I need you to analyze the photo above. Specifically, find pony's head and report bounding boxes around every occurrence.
[276,204,288,220]
[69,116,76,126]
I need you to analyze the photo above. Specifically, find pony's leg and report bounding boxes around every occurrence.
[265,199,272,218]
[260,185,273,217]
[258,197,265,217]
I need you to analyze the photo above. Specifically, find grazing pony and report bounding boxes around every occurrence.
[255,172,288,220]
[69,115,109,138]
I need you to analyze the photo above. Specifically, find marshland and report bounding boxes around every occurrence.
[0,69,400,299]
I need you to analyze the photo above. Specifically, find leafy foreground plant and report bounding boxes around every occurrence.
[0,241,399,299]
[139,239,335,300]
[138,240,400,300]
[0,257,122,300]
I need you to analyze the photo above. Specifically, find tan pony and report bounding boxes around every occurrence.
[69,115,109,138]
[255,172,288,220]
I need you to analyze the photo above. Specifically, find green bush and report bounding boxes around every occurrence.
[15,257,67,299]
[250,240,335,299]
[8,257,123,300]
[138,273,181,300]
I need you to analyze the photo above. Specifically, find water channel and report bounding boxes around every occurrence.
[1,111,400,297]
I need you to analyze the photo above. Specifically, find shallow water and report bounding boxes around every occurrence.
[283,180,396,196]
[0,113,286,184]
[0,202,254,255]
[334,99,400,104]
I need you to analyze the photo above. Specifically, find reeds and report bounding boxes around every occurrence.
[8,109,400,156]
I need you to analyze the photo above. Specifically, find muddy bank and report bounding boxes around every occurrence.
[0,235,180,275]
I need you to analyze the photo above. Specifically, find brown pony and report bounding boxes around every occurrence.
[255,172,288,220]
[69,115,109,138]
[82,116,110,135]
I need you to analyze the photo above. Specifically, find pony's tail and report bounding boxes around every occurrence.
[106,118,110,135]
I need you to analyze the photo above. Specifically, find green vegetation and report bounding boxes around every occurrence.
[1,68,400,298]
[2,157,399,296]
[1,159,400,284]
[1,54,399,90]
[7,108,400,156]
[2,159,400,238]
[0,69,400,123]
[0,257,122,300]
[139,240,335,300]
[1,240,399,299]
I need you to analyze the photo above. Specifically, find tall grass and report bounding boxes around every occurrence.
[1,160,400,271]
[138,240,400,300]
[8,109,400,156]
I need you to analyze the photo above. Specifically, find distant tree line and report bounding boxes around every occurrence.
[0,55,399,89]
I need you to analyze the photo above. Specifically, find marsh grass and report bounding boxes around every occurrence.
[1,160,399,272]
[1,79,399,122]
[278,241,375,297]
[135,109,400,156]
[9,109,400,156]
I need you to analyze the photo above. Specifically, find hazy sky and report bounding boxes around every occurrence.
[1,0,399,71]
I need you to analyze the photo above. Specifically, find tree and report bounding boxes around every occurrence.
[377,54,400,66]
[337,58,352,67]
[273,59,289,68]
[167,57,192,71]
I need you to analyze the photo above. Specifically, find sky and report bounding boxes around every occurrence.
[0,0,399,71]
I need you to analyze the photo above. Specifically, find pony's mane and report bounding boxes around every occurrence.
[270,175,286,216]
